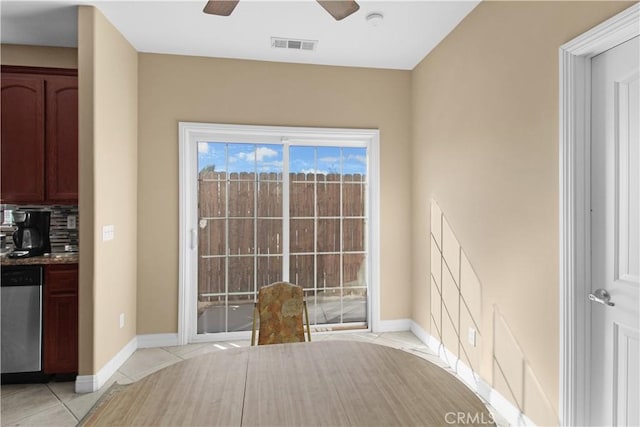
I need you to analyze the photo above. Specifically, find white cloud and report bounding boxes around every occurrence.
[198,143,209,154]
[258,161,283,172]
[346,154,366,164]
[319,156,340,164]
[237,146,278,162]
[300,168,329,175]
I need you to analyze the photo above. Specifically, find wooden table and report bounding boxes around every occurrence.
[82,341,494,426]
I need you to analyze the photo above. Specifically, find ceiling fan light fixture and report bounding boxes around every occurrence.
[366,12,384,27]
[203,0,360,21]
[203,0,239,16]
[317,0,360,21]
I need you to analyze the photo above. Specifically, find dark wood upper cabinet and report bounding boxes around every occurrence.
[0,67,78,204]
[1,74,46,203]
[46,76,79,202]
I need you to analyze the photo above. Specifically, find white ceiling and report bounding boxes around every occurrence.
[0,0,479,70]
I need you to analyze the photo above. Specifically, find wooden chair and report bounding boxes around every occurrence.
[251,282,311,346]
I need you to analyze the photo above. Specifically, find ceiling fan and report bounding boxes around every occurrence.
[203,0,360,21]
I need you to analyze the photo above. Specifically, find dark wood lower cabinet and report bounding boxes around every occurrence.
[44,264,78,375]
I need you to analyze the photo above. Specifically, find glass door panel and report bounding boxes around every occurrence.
[197,142,283,334]
[197,141,367,335]
[288,145,368,328]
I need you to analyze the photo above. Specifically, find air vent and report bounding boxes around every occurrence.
[271,37,318,51]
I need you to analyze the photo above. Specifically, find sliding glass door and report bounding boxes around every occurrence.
[180,123,378,340]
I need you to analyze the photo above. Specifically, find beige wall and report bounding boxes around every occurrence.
[1,44,77,68]
[78,6,138,373]
[411,1,634,425]
[5,4,631,413]
[137,54,412,333]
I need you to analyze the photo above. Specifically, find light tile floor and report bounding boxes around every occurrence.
[0,331,508,426]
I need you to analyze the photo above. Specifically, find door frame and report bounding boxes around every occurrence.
[177,122,381,345]
[559,4,639,426]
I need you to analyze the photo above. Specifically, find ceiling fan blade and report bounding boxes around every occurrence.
[317,0,360,21]
[203,0,239,16]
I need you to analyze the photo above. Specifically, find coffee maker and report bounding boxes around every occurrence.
[9,210,51,258]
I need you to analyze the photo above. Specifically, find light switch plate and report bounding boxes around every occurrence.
[119,313,125,328]
[102,225,115,241]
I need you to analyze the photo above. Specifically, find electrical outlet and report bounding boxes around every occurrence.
[102,225,115,241]
[67,215,77,229]
[468,327,477,347]
[119,313,125,328]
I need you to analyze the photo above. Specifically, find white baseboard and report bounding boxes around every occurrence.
[75,336,137,393]
[74,333,180,393]
[410,319,431,344]
[374,318,412,332]
[74,374,99,394]
[410,321,536,427]
[137,333,179,348]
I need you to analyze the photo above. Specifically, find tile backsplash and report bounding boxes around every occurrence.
[0,205,79,253]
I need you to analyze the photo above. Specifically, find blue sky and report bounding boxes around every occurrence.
[198,142,366,175]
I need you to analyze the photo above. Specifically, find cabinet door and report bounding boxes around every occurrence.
[1,74,45,203]
[44,264,78,374]
[46,76,78,202]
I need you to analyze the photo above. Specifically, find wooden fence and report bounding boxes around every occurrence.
[198,172,366,302]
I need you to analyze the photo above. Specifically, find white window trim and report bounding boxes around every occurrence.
[559,4,639,426]
[178,122,380,344]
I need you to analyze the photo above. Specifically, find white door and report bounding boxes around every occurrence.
[590,35,640,426]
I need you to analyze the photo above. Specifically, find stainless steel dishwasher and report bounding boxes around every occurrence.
[1,265,43,379]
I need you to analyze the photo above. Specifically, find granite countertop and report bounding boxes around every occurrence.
[0,252,79,266]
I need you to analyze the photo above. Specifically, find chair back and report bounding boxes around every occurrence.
[252,282,310,345]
